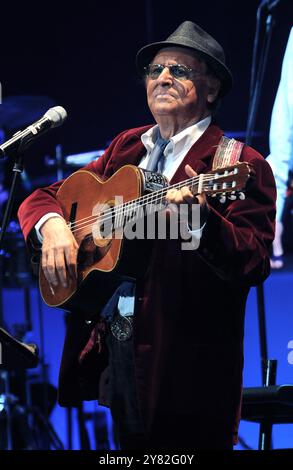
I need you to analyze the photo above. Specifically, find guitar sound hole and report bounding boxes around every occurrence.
[98,207,115,239]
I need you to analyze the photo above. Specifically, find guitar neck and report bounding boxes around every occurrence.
[67,161,250,238]
[112,174,209,230]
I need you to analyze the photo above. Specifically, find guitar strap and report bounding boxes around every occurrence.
[212,135,245,447]
[212,135,244,170]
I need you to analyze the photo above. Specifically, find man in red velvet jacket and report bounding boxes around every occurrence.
[18,21,276,450]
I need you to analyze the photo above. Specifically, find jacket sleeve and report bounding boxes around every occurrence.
[195,148,276,285]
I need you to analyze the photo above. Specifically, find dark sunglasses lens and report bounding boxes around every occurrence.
[148,65,164,78]
[170,65,189,79]
[146,64,190,79]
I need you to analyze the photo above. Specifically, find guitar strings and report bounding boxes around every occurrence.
[69,160,248,233]
[69,172,207,232]
[69,171,240,235]
[70,176,238,234]
[71,184,235,235]
[69,173,217,233]
[71,180,237,235]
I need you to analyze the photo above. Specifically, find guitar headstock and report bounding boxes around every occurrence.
[203,161,254,200]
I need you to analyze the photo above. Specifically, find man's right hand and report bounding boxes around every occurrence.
[40,217,79,288]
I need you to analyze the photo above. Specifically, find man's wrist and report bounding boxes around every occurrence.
[35,212,63,243]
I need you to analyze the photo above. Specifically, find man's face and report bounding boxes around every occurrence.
[146,47,220,123]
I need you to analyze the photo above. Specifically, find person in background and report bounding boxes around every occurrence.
[267,27,293,269]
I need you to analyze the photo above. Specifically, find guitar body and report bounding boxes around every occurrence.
[39,165,150,316]
[39,160,252,317]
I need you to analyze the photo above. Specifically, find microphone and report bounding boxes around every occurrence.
[0,106,67,157]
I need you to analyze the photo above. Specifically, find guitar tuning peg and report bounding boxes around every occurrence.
[219,194,226,204]
[228,192,237,200]
[238,192,245,200]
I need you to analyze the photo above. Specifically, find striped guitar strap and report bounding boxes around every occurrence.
[212,135,244,170]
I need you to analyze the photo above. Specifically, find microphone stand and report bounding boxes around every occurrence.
[246,1,277,145]
[245,0,280,450]
[0,153,24,252]
[0,151,24,450]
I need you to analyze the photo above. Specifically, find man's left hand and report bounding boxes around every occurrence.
[165,164,209,228]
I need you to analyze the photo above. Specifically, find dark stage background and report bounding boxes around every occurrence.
[0,0,293,451]
[0,0,292,200]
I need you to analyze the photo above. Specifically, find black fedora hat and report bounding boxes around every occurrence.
[136,20,233,97]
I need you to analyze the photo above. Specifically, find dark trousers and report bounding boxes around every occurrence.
[106,333,233,451]
[106,333,145,449]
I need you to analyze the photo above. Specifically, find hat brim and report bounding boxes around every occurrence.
[136,41,233,98]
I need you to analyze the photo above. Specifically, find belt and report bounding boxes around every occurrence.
[110,312,134,341]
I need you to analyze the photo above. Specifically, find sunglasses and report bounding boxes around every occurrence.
[144,63,203,81]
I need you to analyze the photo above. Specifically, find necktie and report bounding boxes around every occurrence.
[146,133,169,173]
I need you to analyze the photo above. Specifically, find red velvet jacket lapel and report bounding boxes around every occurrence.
[106,125,153,173]
[170,125,224,184]
[107,123,224,181]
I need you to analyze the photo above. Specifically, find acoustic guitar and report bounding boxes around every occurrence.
[39,162,252,316]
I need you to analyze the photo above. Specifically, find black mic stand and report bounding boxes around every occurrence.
[245,0,280,450]
[0,151,24,450]
[0,153,24,251]
[0,142,43,449]
[0,150,24,322]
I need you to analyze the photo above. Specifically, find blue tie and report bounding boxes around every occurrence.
[147,132,169,173]
[99,133,169,323]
